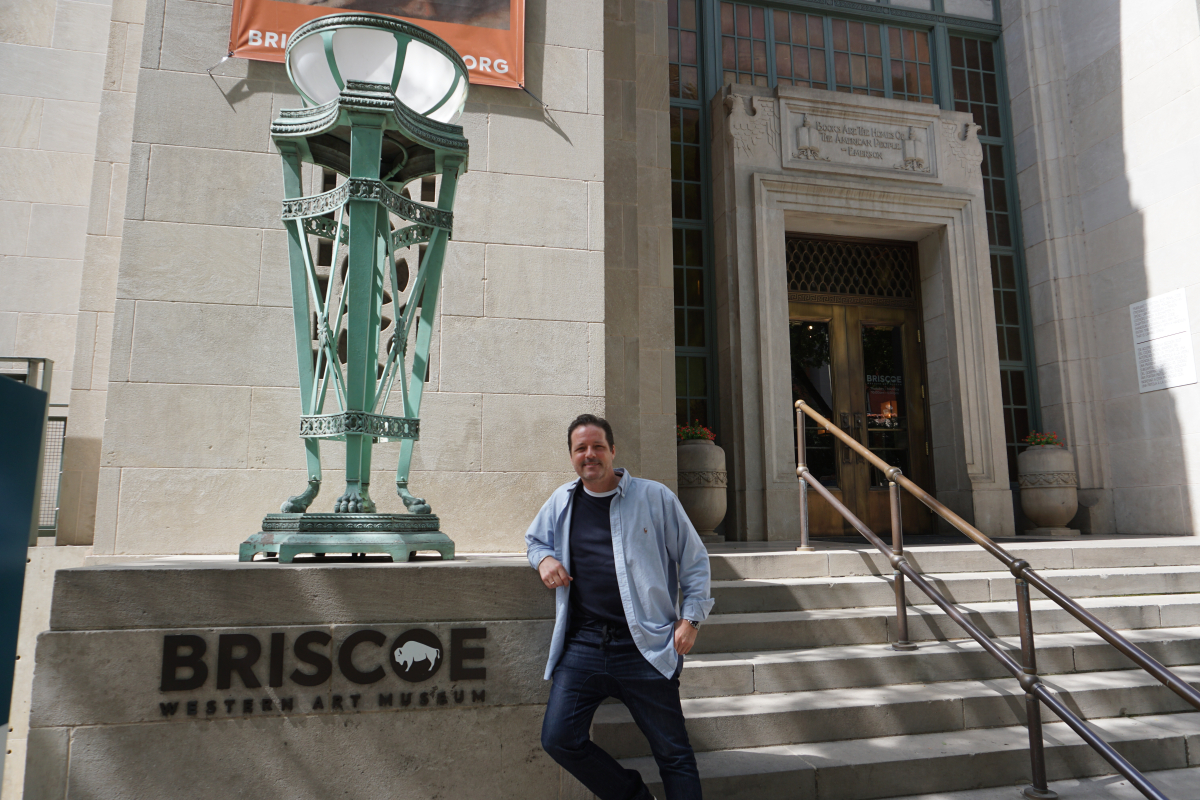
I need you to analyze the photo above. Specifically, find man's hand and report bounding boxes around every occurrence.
[673,619,698,655]
[538,556,572,590]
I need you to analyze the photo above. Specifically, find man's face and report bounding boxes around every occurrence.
[570,425,616,485]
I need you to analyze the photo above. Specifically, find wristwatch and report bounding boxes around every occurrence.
[685,619,701,630]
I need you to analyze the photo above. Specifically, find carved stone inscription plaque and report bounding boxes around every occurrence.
[779,93,941,182]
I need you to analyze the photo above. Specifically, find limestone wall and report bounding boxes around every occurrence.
[92,0,615,555]
[0,0,119,552]
[1002,0,1200,534]
[0,0,110,405]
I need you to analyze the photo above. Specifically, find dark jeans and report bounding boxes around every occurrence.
[541,621,702,800]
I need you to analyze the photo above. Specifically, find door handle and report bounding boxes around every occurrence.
[853,412,864,463]
[840,412,853,464]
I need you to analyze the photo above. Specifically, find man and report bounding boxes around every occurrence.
[525,414,714,800]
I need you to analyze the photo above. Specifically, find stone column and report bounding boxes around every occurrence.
[56,0,147,546]
[603,0,678,489]
[1001,0,1113,532]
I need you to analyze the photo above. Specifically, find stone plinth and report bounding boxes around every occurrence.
[24,556,563,800]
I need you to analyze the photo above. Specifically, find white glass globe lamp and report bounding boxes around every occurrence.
[285,13,469,124]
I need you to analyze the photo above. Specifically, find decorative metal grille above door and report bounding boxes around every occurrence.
[786,237,916,308]
[787,235,932,535]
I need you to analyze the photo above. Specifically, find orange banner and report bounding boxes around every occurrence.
[228,0,524,89]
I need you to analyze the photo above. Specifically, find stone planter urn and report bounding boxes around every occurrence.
[1017,445,1080,536]
[677,439,727,541]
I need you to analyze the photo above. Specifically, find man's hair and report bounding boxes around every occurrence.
[567,414,615,450]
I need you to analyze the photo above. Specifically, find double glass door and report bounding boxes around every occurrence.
[790,302,934,536]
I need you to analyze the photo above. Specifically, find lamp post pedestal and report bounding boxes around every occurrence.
[237,14,469,563]
[240,514,452,562]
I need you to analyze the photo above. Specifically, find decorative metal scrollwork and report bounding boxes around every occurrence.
[346,178,453,230]
[392,224,433,250]
[787,237,916,300]
[302,216,349,244]
[262,512,440,533]
[284,179,452,231]
[300,411,420,440]
[270,99,340,137]
[282,183,350,219]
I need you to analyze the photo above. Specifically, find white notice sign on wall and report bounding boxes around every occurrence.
[1130,290,1197,393]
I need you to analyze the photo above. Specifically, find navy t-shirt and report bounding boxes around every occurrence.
[568,484,626,627]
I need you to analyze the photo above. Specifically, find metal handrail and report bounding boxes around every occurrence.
[794,399,1200,800]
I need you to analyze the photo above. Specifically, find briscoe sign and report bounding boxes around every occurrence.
[157,626,487,719]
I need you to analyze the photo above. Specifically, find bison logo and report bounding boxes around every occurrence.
[389,629,443,682]
[395,641,439,670]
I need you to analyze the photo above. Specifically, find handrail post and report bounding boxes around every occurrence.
[1016,574,1057,800]
[889,476,916,651]
[795,402,814,552]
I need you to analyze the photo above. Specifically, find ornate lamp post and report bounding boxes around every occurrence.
[240,13,469,563]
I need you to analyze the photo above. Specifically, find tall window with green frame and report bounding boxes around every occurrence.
[718,3,935,103]
[949,35,1038,482]
[670,0,713,429]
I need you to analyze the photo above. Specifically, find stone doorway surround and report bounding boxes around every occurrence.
[711,84,1014,541]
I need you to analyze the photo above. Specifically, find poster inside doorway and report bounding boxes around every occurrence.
[228,0,525,89]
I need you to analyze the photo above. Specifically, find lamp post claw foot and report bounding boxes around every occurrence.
[281,478,321,513]
[335,486,376,514]
[398,484,432,515]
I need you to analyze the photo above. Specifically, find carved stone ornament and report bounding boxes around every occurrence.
[677,439,728,537]
[776,94,941,181]
[793,114,830,161]
[942,120,982,179]
[894,126,930,173]
[725,95,779,158]
[1017,445,1079,534]
[678,470,729,488]
[1016,470,1079,489]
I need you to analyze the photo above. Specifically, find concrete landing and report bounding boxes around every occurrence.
[887,766,1200,799]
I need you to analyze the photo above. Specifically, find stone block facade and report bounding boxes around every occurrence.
[1001,0,1200,534]
[30,0,681,557]
[5,0,1200,560]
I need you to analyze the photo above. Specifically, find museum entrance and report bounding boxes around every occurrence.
[787,236,935,536]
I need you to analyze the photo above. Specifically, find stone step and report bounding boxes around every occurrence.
[707,538,1200,582]
[694,594,1200,655]
[678,627,1200,699]
[710,565,1200,615]
[621,711,1200,800]
[595,665,1200,758]
[883,765,1200,799]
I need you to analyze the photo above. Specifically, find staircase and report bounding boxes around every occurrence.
[600,537,1200,799]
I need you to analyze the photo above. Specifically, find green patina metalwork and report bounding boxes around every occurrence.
[240,15,468,563]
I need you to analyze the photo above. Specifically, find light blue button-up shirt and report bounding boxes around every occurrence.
[525,468,715,679]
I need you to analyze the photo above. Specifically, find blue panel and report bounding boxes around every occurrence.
[0,376,47,725]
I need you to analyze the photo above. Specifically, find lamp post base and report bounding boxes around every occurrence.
[240,513,453,563]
